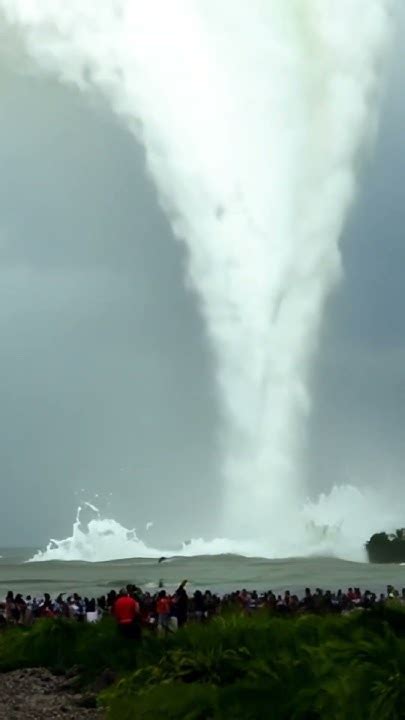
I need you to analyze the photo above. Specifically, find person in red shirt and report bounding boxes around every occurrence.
[347,587,356,602]
[156,590,172,634]
[113,589,140,639]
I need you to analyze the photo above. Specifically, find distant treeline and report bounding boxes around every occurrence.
[366,529,405,564]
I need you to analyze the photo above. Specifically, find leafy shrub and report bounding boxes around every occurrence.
[1,608,405,718]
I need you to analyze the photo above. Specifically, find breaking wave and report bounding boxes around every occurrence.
[30,486,403,564]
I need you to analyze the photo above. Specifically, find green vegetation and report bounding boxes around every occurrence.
[366,529,405,563]
[0,617,136,681]
[1,605,405,719]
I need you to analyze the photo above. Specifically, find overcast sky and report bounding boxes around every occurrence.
[308,24,405,503]
[0,11,404,547]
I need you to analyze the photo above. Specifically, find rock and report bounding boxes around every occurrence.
[59,676,81,691]
[93,668,117,692]
[65,665,84,679]
[75,693,98,709]
[0,668,104,719]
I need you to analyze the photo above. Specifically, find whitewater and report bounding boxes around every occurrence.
[0,0,400,562]
[29,490,403,563]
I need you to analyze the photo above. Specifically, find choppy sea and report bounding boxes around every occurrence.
[0,549,404,598]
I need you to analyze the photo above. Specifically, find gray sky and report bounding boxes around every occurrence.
[0,14,405,547]
[0,65,220,546]
[308,31,405,502]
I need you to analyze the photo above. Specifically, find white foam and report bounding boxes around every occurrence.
[30,486,403,563]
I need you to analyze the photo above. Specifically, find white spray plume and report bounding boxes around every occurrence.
[30,485,405,563]
[0,1,393,548]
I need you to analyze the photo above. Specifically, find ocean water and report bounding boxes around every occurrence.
[0,549,404,599]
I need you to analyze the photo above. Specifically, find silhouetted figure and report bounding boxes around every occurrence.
[174,580,188,628]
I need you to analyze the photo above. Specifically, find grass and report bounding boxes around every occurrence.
[1,604,405,719]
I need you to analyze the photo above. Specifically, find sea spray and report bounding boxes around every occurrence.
[30,485,405,563]
[0,1,393,551]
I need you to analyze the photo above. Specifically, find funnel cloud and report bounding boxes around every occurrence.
[0,1,404,557]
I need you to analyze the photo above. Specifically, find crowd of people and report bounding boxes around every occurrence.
[1,583,404,634]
